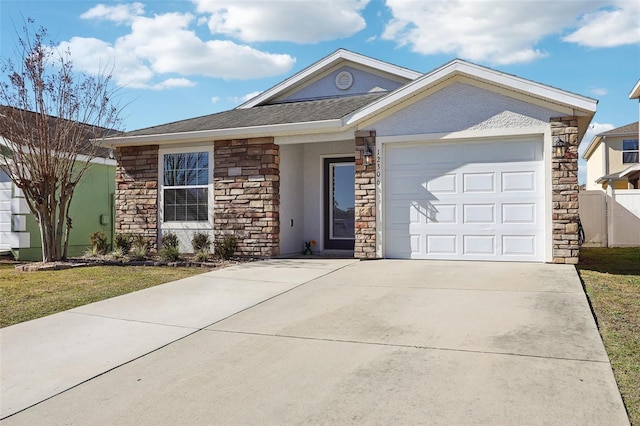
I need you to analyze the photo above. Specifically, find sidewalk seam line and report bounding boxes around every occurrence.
[204,328,611,365]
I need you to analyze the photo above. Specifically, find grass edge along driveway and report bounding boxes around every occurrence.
[578,247,639,426]
[0,264,205,328]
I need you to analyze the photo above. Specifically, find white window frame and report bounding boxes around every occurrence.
[622,139,639,164]
[158,145,214,231]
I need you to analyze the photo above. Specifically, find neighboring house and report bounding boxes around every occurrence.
[0,110,117,260]
[582,121,640,190]
[578,82,640,248]
[104,49,596,264]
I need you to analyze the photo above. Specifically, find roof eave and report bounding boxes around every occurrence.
[629,80,640,99]
[101,119,346,148]
[582,135,603,160]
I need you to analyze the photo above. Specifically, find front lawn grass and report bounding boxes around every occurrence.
[0,264,205,328]
[578,247,640,425]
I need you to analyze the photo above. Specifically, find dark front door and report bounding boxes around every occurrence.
[324,157,355,250]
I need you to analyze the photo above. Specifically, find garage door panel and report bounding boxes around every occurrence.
[427,174,457,193]
[502,235,536,255]
[463,235,496,255]
[427,235,457,255]
[463,204,495,224]
[502,171,536,192]
[502,203,536,224]
[428,204,456,223]
[463,173,495,193]
[385,138,545,262]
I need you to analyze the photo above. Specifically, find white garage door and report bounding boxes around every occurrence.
[385,137,545,261]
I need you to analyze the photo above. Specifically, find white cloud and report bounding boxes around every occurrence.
[579,122,615,156]
[193,0,369,43]
[80,2,145,23]
[229,91,262,105]
[64,9,296,89]
[211,96,220,104]
[150,78,196,90]
[590,87,608,96]
[381,0,612,65]
[563,1,640,47]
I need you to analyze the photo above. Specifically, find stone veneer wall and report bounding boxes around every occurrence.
[551,117,580,264]
[214,138,280,257]
[115,145,159,249]
[354,130,377,259]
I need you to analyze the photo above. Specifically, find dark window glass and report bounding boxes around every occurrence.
[623,139,639,164]
[162,151,209,222]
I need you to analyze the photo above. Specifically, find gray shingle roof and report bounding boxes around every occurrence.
[600,121,638,136]
[124,93,387,137]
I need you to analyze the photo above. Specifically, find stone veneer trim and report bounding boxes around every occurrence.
[114,145,159,249]
[551,116,580,264]
[214,137,280,257]
[354,130,377,259]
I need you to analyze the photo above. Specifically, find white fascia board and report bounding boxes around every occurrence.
[238,49,421,109]
[620,163,640,178]
[346,59,597,126]
[629,80,640,99]
[102,119,345,148]
[582,135,602,160]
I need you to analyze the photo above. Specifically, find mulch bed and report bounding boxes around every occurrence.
[12,255,260,272]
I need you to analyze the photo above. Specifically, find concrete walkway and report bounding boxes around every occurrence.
[1,259,629,425]
[0,258,356,419]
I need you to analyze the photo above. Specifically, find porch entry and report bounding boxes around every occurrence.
[324,157,355,250]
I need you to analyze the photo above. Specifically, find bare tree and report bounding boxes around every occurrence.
[0,20,122,262]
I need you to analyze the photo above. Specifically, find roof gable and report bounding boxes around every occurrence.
[347,59,597,126]
[237,49,421,109]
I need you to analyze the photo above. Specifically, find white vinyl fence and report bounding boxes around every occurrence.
[579,190,640,247]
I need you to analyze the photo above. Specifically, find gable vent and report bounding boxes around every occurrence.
[335,71,354,90]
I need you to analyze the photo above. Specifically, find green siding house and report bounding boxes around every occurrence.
[0,158,116,261]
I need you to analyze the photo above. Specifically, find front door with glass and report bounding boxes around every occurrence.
[324,158,355,250]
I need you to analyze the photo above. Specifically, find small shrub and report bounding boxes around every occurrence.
[89,231,108,255]
[160,246,181,262]
[215,235,237,260]
[161,232,179,249]
[110,246,125,260]
[130,235,150,260]
[192,232,212,252]
[113,233,132,254]
[194,249,210,262]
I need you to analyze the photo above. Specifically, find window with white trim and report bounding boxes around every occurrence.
[162,152,209,222]
[623,139,639,164]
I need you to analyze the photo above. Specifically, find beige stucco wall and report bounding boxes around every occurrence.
[606,135,639,174]
[586,143,605,190]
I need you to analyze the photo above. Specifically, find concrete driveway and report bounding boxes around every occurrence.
[1,260,629,425]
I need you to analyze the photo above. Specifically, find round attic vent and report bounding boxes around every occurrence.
[335,71,353,90]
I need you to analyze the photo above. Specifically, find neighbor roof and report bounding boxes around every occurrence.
[599,122,638,137]
[582,122,639,160]
[0,106,119,159]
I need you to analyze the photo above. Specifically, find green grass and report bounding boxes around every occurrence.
[0,264,205,328]
[578,247,640,425]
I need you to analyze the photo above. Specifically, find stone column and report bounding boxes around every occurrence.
[114,145,159,248]
[354,130,377,259]
[551,117,580,264]
[214,137,280,257]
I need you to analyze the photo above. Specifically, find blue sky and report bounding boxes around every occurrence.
[1,1,639,182]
